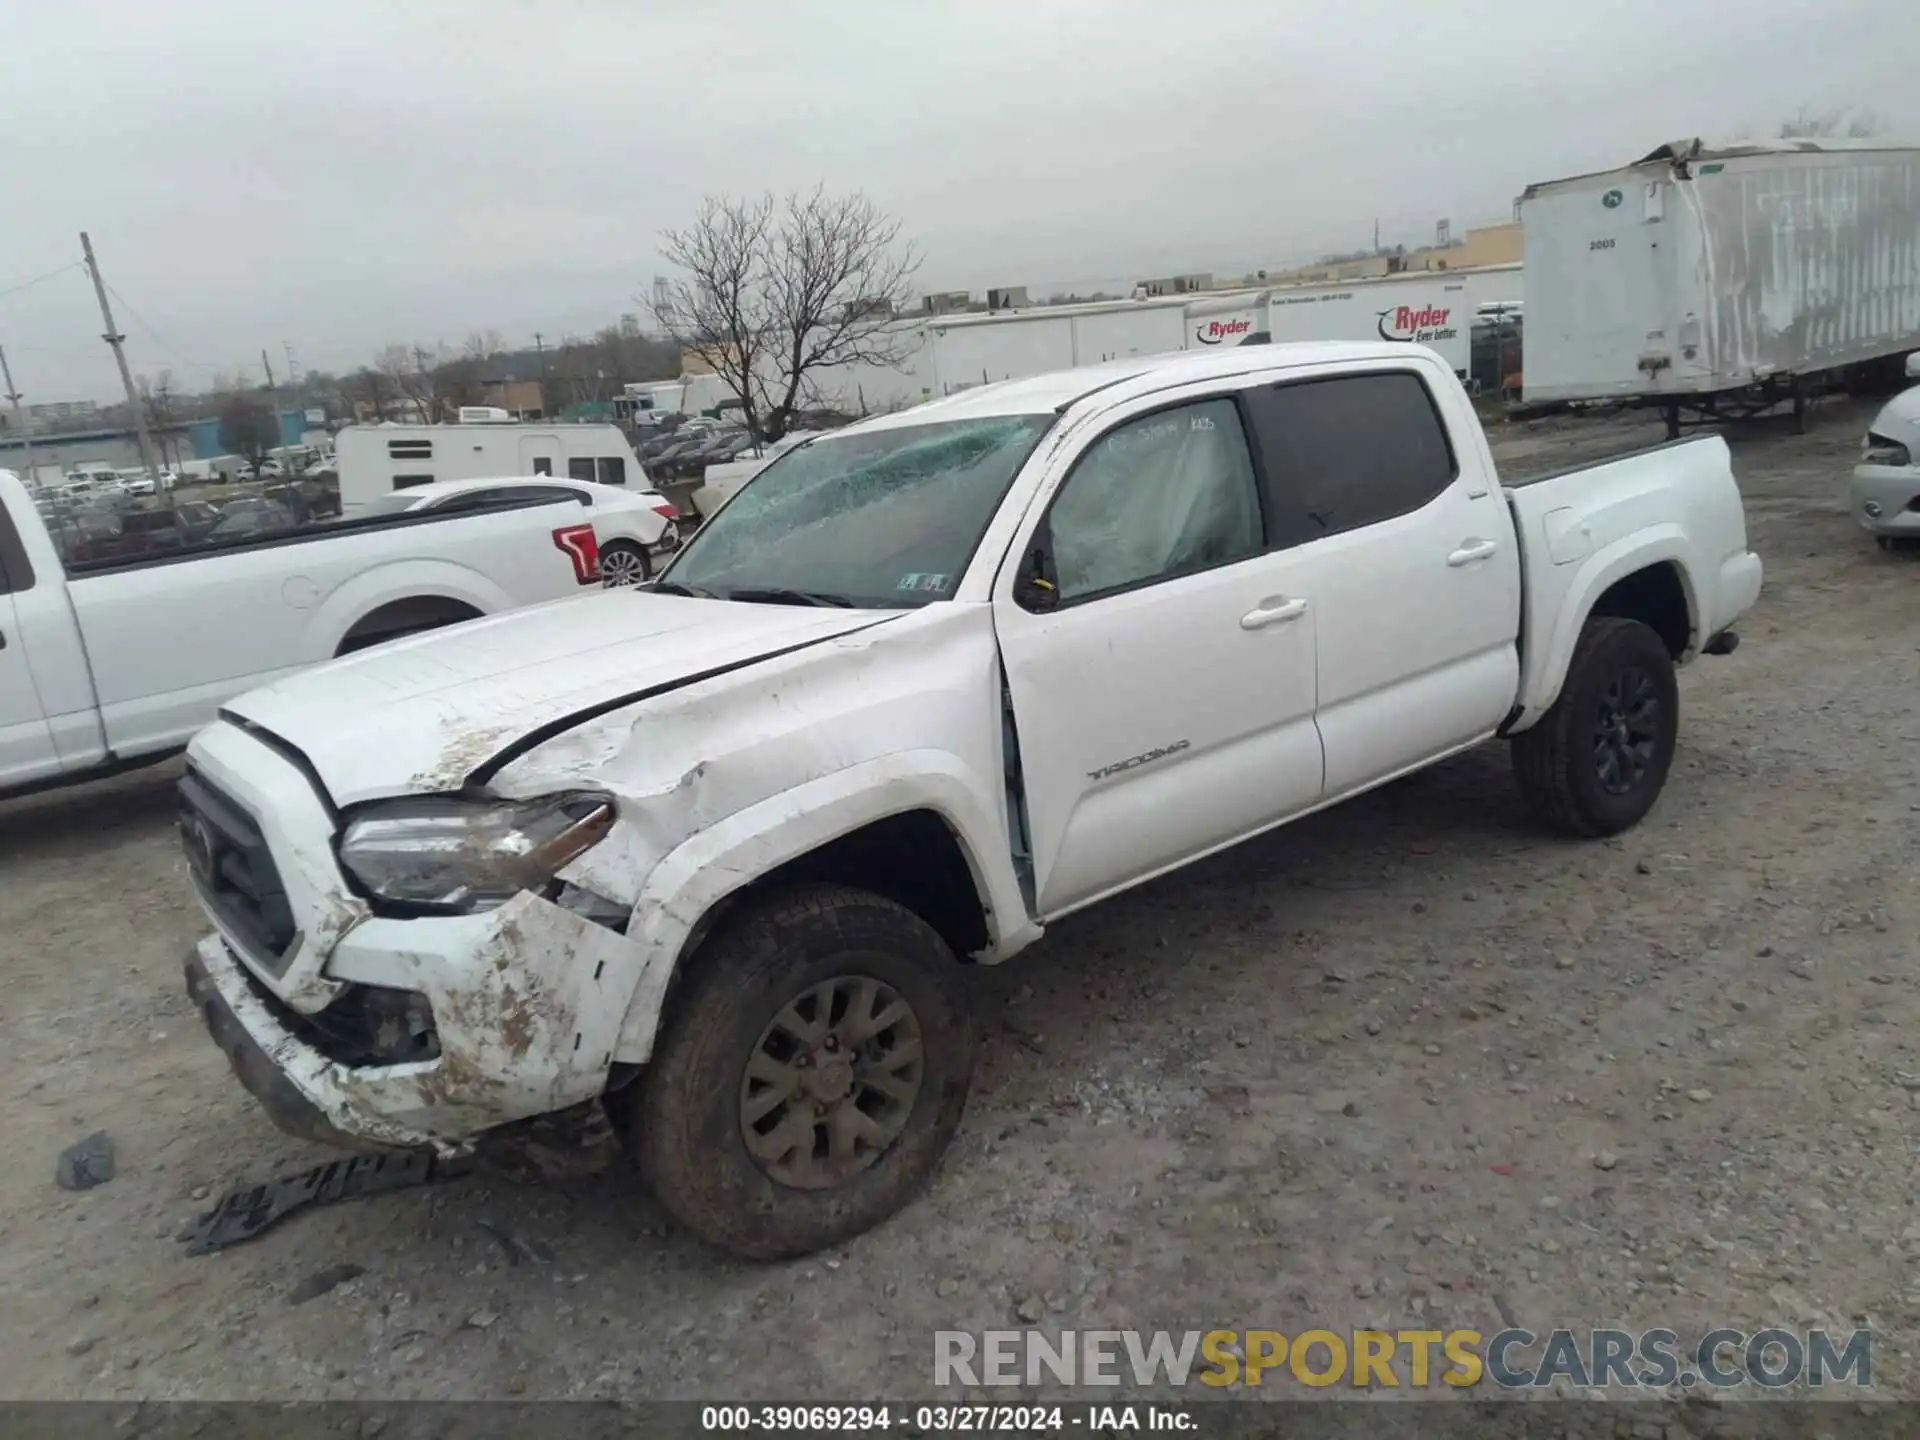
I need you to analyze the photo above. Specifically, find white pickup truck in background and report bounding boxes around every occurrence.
[178,343,1762,1261]
[0,468,664,799]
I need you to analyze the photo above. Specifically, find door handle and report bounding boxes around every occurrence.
[1240,597,1307,630]
[1447,538,1499,567]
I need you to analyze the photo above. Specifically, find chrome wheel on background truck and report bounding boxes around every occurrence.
[598,541,652,587]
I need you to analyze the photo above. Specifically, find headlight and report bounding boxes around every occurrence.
[338,792,614,913]
[1862,432,1911,467]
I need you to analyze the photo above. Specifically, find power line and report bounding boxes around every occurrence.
[0,261,82,304]
[100,279,227,373]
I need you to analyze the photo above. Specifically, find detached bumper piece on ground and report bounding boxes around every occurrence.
[177,1150,471,1256]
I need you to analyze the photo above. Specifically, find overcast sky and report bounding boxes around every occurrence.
[2,0,1913,402]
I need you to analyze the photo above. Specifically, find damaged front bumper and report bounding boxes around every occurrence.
[186,885,637,1152]
[182,719,641,1154]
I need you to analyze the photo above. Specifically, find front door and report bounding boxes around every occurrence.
[993,393,1325,918]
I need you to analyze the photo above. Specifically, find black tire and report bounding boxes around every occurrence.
[598,540,651,587]
[618,884,974,1260]
[1512,616,1679,838]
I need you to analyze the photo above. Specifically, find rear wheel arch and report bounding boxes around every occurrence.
[1587,560,1693,659]
[333,594,485,655]
[1519,551,1700,726]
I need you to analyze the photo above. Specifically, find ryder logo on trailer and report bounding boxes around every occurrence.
[1376,304,1459,345]
[1193,316,1255,346]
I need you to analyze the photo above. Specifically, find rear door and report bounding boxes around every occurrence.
[1240,365,1520,797]
[993,390,1325,918]
[0,507,59,788]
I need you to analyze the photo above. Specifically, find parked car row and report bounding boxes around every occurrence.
[0,464,664,800]
[640,424,759,480]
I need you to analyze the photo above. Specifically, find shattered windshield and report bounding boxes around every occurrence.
[660,413,1053,608]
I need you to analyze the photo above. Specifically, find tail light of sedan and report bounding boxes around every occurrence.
[552,523,601,584]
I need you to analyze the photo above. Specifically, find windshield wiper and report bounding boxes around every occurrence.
[644,580,719,598]
[725,587,855,608]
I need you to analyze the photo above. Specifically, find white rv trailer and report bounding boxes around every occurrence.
[802,266,1525,415]
[333,417,643,514]
[1520,138,1920,432]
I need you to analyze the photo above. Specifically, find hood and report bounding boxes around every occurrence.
[1870,386,1920,449]
[223,592,897,805]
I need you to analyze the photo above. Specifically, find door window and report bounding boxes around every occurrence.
[463,486,580,509]
[0,498,34,592]
[532,458,553,476]
[1241,372,1457,545]
[1045,397,1263,603]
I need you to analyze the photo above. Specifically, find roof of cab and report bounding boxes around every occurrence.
[846,341,1437,433]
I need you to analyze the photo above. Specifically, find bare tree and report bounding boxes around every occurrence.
[1780,106,1882,139]
[218,394,279,477]
[350,366,393,421]
[650,188,919,440]
[462,329,507,363]
[374,343,454,421]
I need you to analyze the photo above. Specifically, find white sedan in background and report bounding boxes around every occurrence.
[359,475,680,585]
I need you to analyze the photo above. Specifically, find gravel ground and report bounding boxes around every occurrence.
[2,398,1916,1408]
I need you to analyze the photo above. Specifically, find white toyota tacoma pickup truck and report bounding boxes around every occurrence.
[179,344,1762,1258]
[0,468,670,799]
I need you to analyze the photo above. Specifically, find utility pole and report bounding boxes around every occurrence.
[532,332,549,416]
[262,348,284,468]
[0,344,41,489]
[282,340,299,387]
[80,231,161,482]
[154,379,175,471]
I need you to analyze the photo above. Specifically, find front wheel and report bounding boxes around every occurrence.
[598,540,651,587]
[1512,616,1679,838]
[617,885,974,1260]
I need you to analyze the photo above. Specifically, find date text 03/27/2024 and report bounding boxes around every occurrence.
[700,1406,1190,1432]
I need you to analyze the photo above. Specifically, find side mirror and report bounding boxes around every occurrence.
[1014,544,1059,612]
[1906,352,1920,380]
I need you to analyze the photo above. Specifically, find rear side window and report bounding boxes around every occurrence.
[567,458,597,484]
[0,495,33,592]
[596,456,626,486]
[490,487,579,507]
[1242,372,1458,546]
[393,474,435,490]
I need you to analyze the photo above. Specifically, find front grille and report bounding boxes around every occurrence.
[179,769,297,971]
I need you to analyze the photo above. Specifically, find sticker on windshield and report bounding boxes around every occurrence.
[897,572,951,593]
